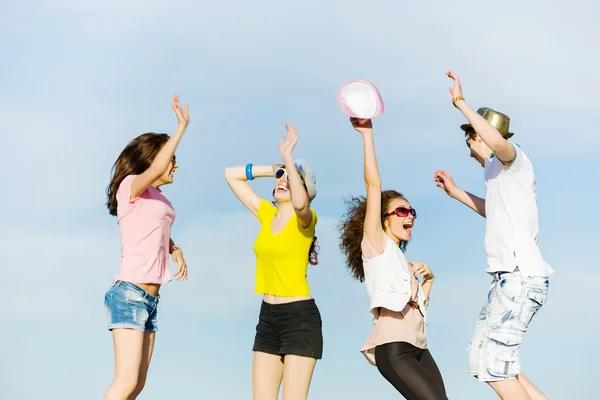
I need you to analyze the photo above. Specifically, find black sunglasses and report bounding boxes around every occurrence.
[386,206,417,219]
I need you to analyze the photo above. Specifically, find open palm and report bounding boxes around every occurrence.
[279,122,299,158]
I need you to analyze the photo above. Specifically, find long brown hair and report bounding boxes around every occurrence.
[309,236,319,266]
[338,190,409,282]
[106,133,169,216]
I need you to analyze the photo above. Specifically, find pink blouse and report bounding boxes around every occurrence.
[359,234,427,366]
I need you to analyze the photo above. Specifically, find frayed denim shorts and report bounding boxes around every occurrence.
[104,280,160,332]
[468,269,549,381]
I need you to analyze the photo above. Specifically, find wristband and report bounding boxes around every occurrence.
[245,163,254,180]
[452,96,464,106]
[170,245,182,254]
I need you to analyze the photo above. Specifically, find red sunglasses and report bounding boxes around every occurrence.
[386,206,417,219]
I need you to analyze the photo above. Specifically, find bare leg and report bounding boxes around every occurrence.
[518,373,548,400]
[488,378,530,400]
[129,332,156,399]
[104,329,145,400]
[281,355,317,400]
[252,352,284,400]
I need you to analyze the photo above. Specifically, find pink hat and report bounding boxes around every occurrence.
[337,79,385,119]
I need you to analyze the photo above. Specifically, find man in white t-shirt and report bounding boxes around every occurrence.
[433,71,553,400]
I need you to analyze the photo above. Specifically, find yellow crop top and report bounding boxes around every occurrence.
[253,199,318,297]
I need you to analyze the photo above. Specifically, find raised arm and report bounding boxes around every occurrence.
[434,170,486,218]
[130,94,190,199]
[351,118,385,251]
[447,71,515,165]
[279,123,312,227]
[224,165,274,217]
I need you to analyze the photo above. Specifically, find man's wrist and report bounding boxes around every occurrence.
[452,96,465,108]
[449,187,463,200]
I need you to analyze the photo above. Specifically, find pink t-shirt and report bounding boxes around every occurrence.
[115,175,175,284]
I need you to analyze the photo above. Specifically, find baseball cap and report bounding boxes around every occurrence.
[272,158,317,200]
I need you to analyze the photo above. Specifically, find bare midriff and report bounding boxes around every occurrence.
[138,283,161,297]
[263,294,312,304]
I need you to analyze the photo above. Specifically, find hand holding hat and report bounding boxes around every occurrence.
[350,117,373,136]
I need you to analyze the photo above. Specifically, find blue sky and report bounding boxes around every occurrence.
[1,0,598,399]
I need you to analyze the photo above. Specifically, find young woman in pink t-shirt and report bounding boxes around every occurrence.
[102,94,190,400]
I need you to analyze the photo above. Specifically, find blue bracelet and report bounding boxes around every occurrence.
[245,163,254,180]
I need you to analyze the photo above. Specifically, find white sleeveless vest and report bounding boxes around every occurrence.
[363,236,427,323]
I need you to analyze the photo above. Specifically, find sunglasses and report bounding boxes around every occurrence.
[386,206,417,219]
[465,129,476,148]
[171,155,177,163]
[275,167,305,184]
[275,168,287,180]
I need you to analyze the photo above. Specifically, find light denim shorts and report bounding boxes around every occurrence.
[468,269,549,381]
[104,280,160,332]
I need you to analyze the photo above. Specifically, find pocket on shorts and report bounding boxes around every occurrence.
[524,277,548,306]
[485,338,521,379]
[519,280,548,327]
[104,291,113,320]
[122,287,146,302]
[527,288,547,307]
[487,281,527,346]
[301,306,322,329]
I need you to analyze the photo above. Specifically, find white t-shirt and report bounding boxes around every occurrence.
[483,143,554,277]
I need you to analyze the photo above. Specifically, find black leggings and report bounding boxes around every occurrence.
[375,342,448,400]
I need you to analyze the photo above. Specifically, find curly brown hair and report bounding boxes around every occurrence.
[338,190,409,282]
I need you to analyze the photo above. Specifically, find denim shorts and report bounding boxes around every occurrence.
[252,299,323,359]
[468,269,549,381]
[104,280,160,332]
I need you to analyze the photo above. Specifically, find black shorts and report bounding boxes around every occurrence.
[252,299,323,359]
